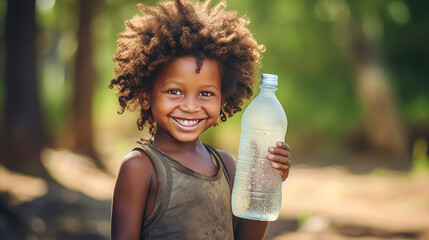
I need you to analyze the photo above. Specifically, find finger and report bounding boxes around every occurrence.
[281,169,289,182]
[268,155,291,182]
[270,162,290,181]
[269,157,291,169]
[270,159,290,170]
[268,147,290,159]
[276,141,291,151]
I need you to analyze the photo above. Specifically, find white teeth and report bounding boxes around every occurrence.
[175,118,199,127]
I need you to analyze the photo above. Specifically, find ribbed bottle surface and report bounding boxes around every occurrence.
[231,75,287,221]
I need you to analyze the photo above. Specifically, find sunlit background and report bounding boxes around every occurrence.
[1,0,428,239]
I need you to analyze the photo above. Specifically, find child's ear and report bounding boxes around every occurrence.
[140,90,151,111]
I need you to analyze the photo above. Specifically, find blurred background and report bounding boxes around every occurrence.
[1,0,428,239]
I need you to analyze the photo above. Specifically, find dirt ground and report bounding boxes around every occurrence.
[265,166,429,240]
[1,148,429,240]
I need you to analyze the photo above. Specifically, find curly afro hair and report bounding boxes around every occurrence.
[109,0,264,135]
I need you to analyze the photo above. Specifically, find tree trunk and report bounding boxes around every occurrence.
[70,0,105,169]
[348,4,407,157]
[1,0,49,178]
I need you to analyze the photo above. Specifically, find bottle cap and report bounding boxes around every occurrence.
[261,73,278,86]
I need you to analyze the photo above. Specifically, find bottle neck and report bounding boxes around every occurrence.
[259,84,277,96]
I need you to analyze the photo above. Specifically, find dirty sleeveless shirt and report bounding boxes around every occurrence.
[133,142,234,240]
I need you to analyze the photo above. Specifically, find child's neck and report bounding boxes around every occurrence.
[151,129,216,177]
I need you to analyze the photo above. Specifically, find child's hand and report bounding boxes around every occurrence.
[267,141,291,182]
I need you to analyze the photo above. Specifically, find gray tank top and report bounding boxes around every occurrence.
[134,142,234,240]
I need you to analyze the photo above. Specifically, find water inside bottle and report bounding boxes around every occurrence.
[232,130,283,221]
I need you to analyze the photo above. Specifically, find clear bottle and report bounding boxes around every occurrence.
[231,73,287,221]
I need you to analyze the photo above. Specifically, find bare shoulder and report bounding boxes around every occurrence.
[111,149,155,239]
[216,150,235,166]
[215,149,236,183]
[116,149,156,184]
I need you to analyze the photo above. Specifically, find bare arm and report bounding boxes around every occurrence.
[111,151,155,240]
[217,150,269,240]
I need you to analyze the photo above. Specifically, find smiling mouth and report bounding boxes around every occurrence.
[173,118,201,127]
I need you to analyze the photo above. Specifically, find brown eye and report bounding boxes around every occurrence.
[168,89,182,95]
[200,92,213,97]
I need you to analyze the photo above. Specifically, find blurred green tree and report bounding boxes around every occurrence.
[68,0,106,169]
[348,0,407,156]
[1,0,49,178]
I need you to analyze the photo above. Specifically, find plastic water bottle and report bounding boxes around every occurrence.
[231,73,287,221]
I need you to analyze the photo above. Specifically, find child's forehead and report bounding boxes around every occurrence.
[165,55,219,71]
[154,56,222,87]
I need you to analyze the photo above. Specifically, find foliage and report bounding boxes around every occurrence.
[0,0,428,154]
[412,138,429,173]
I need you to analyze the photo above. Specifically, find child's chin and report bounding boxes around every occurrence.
[174,134,200,142]
[172,129,208,142]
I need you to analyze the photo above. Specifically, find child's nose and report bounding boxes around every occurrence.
[180,96,201,112]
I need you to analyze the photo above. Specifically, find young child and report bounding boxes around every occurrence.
[109,0,292,239]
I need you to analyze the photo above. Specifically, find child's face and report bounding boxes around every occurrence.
[148,55,222,142]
